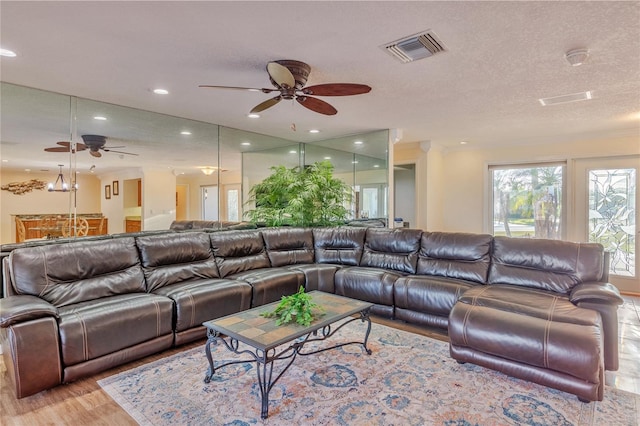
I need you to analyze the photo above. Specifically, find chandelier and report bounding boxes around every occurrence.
[48,164,77,192]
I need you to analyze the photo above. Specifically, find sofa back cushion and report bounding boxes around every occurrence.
[261,228,314,267]
[489,236,605,294]
[360,228,422,274]
[210,230,270,277]
[135,232,220,292]
[9,237,145,307]
[417,232,492,284]
[313,227,366,266]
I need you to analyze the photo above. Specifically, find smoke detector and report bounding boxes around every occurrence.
[382,30,446,63]
[565,48,589,66]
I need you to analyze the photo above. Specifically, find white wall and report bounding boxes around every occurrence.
[440,134,639,234]
[177,170,241,221]
[0,169,101,243]
[100,169,143,234]
[142,169,177,230]
[394,134,639,233]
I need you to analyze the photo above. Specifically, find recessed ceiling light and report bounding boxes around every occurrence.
[153,88,169,95]
[241,142,251,146]
[374,164,380,168]
[0,48,17,57]
[248,113,260,119]
[289,150,297,154]
[460,141,468,145]
[309,129,320,134]
[352,161,359,164]
[324,156,331,160]
[354,141,363,145]
[180,131,192,135]
[1,159,8,163]
[93,116,107,121]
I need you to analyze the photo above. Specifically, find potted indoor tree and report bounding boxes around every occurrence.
[245,160,352,227]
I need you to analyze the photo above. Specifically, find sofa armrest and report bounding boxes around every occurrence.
[570,282,623,306]
[0,295,58,327]
[570,281,623,371]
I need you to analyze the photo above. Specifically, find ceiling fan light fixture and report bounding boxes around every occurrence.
[565,48,589,66]
[153,88,169,95]
[200,167,218,175]
[247,113,260,119]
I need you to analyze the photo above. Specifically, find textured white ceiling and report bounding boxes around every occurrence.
[1,1,639,172]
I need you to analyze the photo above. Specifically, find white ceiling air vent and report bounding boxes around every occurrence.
[382,30,446,63]
[538,91,593,106]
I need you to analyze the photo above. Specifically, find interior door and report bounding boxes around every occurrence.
[573,156,639,293]
[201,185,219,221]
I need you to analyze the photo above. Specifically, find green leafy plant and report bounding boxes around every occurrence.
[245,160,352,227]
[261,287,325,326]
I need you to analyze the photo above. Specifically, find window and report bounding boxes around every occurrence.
[490,163,565,239]
[227,189,239,222]
[588,168,636,277]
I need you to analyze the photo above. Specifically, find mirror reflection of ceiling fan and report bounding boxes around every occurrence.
[44,135,138,158]
[199,60,371,116]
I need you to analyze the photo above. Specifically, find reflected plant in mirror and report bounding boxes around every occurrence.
[245,161,352,227]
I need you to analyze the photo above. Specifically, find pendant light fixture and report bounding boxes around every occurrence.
[48,164,77,192]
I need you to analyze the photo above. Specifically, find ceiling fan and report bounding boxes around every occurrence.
[199,60,371,116]
[44,135,138,158]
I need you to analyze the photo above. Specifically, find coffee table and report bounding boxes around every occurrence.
[202,291,373,419]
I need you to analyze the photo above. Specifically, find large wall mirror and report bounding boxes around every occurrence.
[0,82,389,244]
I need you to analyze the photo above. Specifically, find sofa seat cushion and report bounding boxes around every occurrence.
[228,268,305,307]
[449,285,603,383]
[153,279,251,332]
[334,266,401,317]
[394,275,478,317]
[57,293,173,367]
[458,285,596,325]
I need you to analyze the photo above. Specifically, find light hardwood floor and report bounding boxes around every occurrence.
[2,297,638,425]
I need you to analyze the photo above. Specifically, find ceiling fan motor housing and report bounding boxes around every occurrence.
[81,134,107,148]
[271,60,310,89]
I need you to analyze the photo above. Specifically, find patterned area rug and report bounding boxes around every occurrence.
[99,321,639,425]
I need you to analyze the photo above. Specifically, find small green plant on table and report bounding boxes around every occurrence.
[262,287,325,326]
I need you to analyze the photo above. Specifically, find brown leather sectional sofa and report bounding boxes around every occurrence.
[0,227,622,402]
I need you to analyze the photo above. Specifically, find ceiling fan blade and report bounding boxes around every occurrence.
[199,85,277,94]
[250,96,282,114]
[103,149,139,156]
[296,96,338,116]
[267,62,295,89]
[302,83,372,96]
[90,150,102,158]
[45,141,88,153]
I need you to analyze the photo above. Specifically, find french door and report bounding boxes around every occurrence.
[573,156,639,293]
